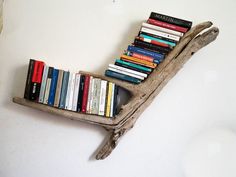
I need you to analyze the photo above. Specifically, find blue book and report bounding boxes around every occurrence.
[59,71,70,109]
[105,70,141,84]
[127,45,164,62]
[48,69,59,106]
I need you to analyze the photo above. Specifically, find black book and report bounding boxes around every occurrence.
[24,59,35,99]
[150,12,192,29]
[112,85,119,116]
[77,75,85,112]
[139,31,177,44]
[133,39,171,54]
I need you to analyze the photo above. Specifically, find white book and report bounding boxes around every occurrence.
[72,73,81,111]
[141,27,180,41]
[109,64,147,78]
[86,76,93,113]
[43,78,51,104]
[66,73,76,110]
[38,65,49,103]
[65,72,72,110]
[142,22,184,37]
[108,67,145,80]
[91,78,101,115]
[98,80,107,116]
[110,83,115,117]
[89,78,95,114]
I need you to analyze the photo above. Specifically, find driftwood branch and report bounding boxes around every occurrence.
[13,21,219,160]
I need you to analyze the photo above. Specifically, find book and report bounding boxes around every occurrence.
[150,12,192,29]
[139,33,176,47]
[59,71,70,109]
[147,18,188,33]
[72,73,81,111]
[29,61,45,101]
[121,54,157,69]
[65,73,76,110]
[43,67,54,104]
[38,65,49,103]
[77,75,85,112]
[24,59,35,100]
[105,70,141,84]
[142,22,184,37]
[127,45,164,61]
[86,76,93,113]
[91,78,101,114]
[140,27,180,41]
[110,83,115,117]
[98,80,108,116]
[105,82,113,117]
[135,36,171,49]
[48,69,59,106]
[115,59,152,74]
[81,75,90,113]
[112,85,119,116]
[139,31,177,44]
[109,64,147,78]
[54,69,64,107]
[108,67,145,80]
[126,51,158,64]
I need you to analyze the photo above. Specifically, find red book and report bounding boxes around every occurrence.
[81,75,90,113]
[129,52,154,63]
[136,36,170,48]
[147,18,188,33]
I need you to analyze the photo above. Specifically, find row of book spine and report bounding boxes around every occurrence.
[104,12,192,84]
[24,59,119,118]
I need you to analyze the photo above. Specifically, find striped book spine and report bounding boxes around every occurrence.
[65,73,76,110]
[98,80,107,116]
[24,59,35,99]
[139,34,176,47]
[121,54,157,68]
[72,73,81,111]
[43,67,54,104]
[38,65,49,103]
[86,76,93,113]
[105,82,113,117]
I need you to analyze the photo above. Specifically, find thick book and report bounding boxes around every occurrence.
[134,38,171,54]
[72,73,81,111]
[109,64,147,78]
[43,67,54,104]
[140,27,180,42]
[77,75,85,112]
[48,69,59,106]
[81,75,90,113]
[127,45,164,61]
[135,36,172,49]
[65,73,76,110]
[121,54,157,69]
[29,61,45,101]
[91,78,101,115]
[142,22,184,37]
[98,80,107,116]
[108,67,145,80]
[115,59,152,74]
[147,18,188,33]
[105,82,113,117]
[139,33,176,47]
[86,76,93,113]
[59,71,70,109]
[53,69,64,107]
[105,70,141,84]
[24,59,35,100]
[38,65,49,103]
[150,12,192,29]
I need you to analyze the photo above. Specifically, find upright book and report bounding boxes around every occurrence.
[48,69,59,106]
[24,59,35,100]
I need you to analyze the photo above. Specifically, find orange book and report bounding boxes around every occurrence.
[120,55,157,69]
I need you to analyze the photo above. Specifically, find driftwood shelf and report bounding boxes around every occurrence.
[13,21,219,160]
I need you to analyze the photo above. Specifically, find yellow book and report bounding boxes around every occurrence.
[121,54,157,69]
[105,82,113,117]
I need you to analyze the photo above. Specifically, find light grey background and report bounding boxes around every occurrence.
[0,0,236,177]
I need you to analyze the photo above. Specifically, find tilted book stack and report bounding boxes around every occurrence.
[105,12,192,84]
[24,60,120,118]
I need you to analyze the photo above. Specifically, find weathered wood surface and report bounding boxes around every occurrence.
[13,21,219,160]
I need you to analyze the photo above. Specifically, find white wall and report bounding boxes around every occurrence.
[0,0,236,177]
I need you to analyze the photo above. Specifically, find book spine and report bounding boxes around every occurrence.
[112,85,119,116]
[86,76,93,113]
[139,33,176,47]
[150,12,192,29]
[48,69,59,106]
[38,65,49,103]
[109,64,147,78]
[147,18,188,33]
[115,59,152,74]
[135,36,171,49]
[77,75,85,112]
[98,80,107,116]
[139,31,177,44]
[121,54,157,68]
[30,61,45,101]
[105,70,141,84]
[91,78,101,114]
[58,71,69,109]
[105,82,113,117]
[43,67,54,104]
[127,45,164,61]
[141,27,180,41]
[108,67,145,80]
[53,69,64,107]
[72,73,81,111]
[65,72,72,110]
[24,59,35,99]
[81,75,90,113]
[110,83,115,117]
[65,73,76,110]
[142,22,184,37]
[126,51,154,63]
